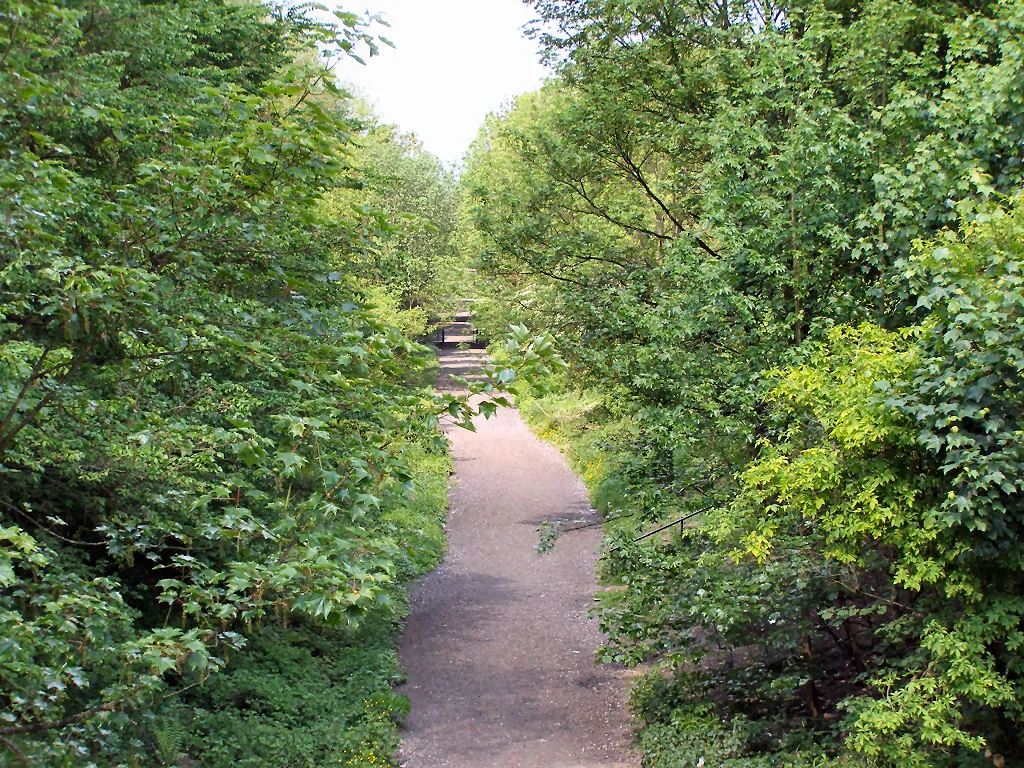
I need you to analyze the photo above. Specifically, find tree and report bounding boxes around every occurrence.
[325,119,463,337]
[460,0,1024,763]
[0,1,442,762]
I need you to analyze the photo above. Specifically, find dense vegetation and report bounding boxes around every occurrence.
[462,0,1024,765]
[0,1,483,764]
[325,122,462,339]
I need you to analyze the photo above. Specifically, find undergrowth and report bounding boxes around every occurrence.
[630,670,865,768]
[516,382,858,768]
[163,442,451,768]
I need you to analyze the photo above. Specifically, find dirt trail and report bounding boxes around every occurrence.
[396,347,639,768]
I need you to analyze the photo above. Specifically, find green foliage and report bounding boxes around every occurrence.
[510,207,1024,766]
[178,616,408,768]
[326,122,463,332]
[735,324,933,583]
[461,0,1024,763]
[165,436,450,768]
[0,1,457,764]
[380,443,452,581]
[363,285,431,340]
[899,202,1024,551]
[633,683,857,768]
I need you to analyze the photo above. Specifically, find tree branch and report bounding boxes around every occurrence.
[615,149,722,258]
[0,695,136,737]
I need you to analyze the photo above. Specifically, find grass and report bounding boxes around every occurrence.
[516,386,637,524]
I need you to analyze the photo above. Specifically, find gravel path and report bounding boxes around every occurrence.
[396,348,639,768]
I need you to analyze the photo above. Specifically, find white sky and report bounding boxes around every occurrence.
[332,1,550,168]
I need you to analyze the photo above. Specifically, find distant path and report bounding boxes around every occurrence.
[396,347,638,768]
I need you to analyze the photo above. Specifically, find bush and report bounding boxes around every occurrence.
[174,439,451,768]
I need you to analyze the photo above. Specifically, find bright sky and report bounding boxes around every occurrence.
[333,1,550,168]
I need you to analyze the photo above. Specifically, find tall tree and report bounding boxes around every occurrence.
[0,1,446,762]
[461,0,1024,763]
